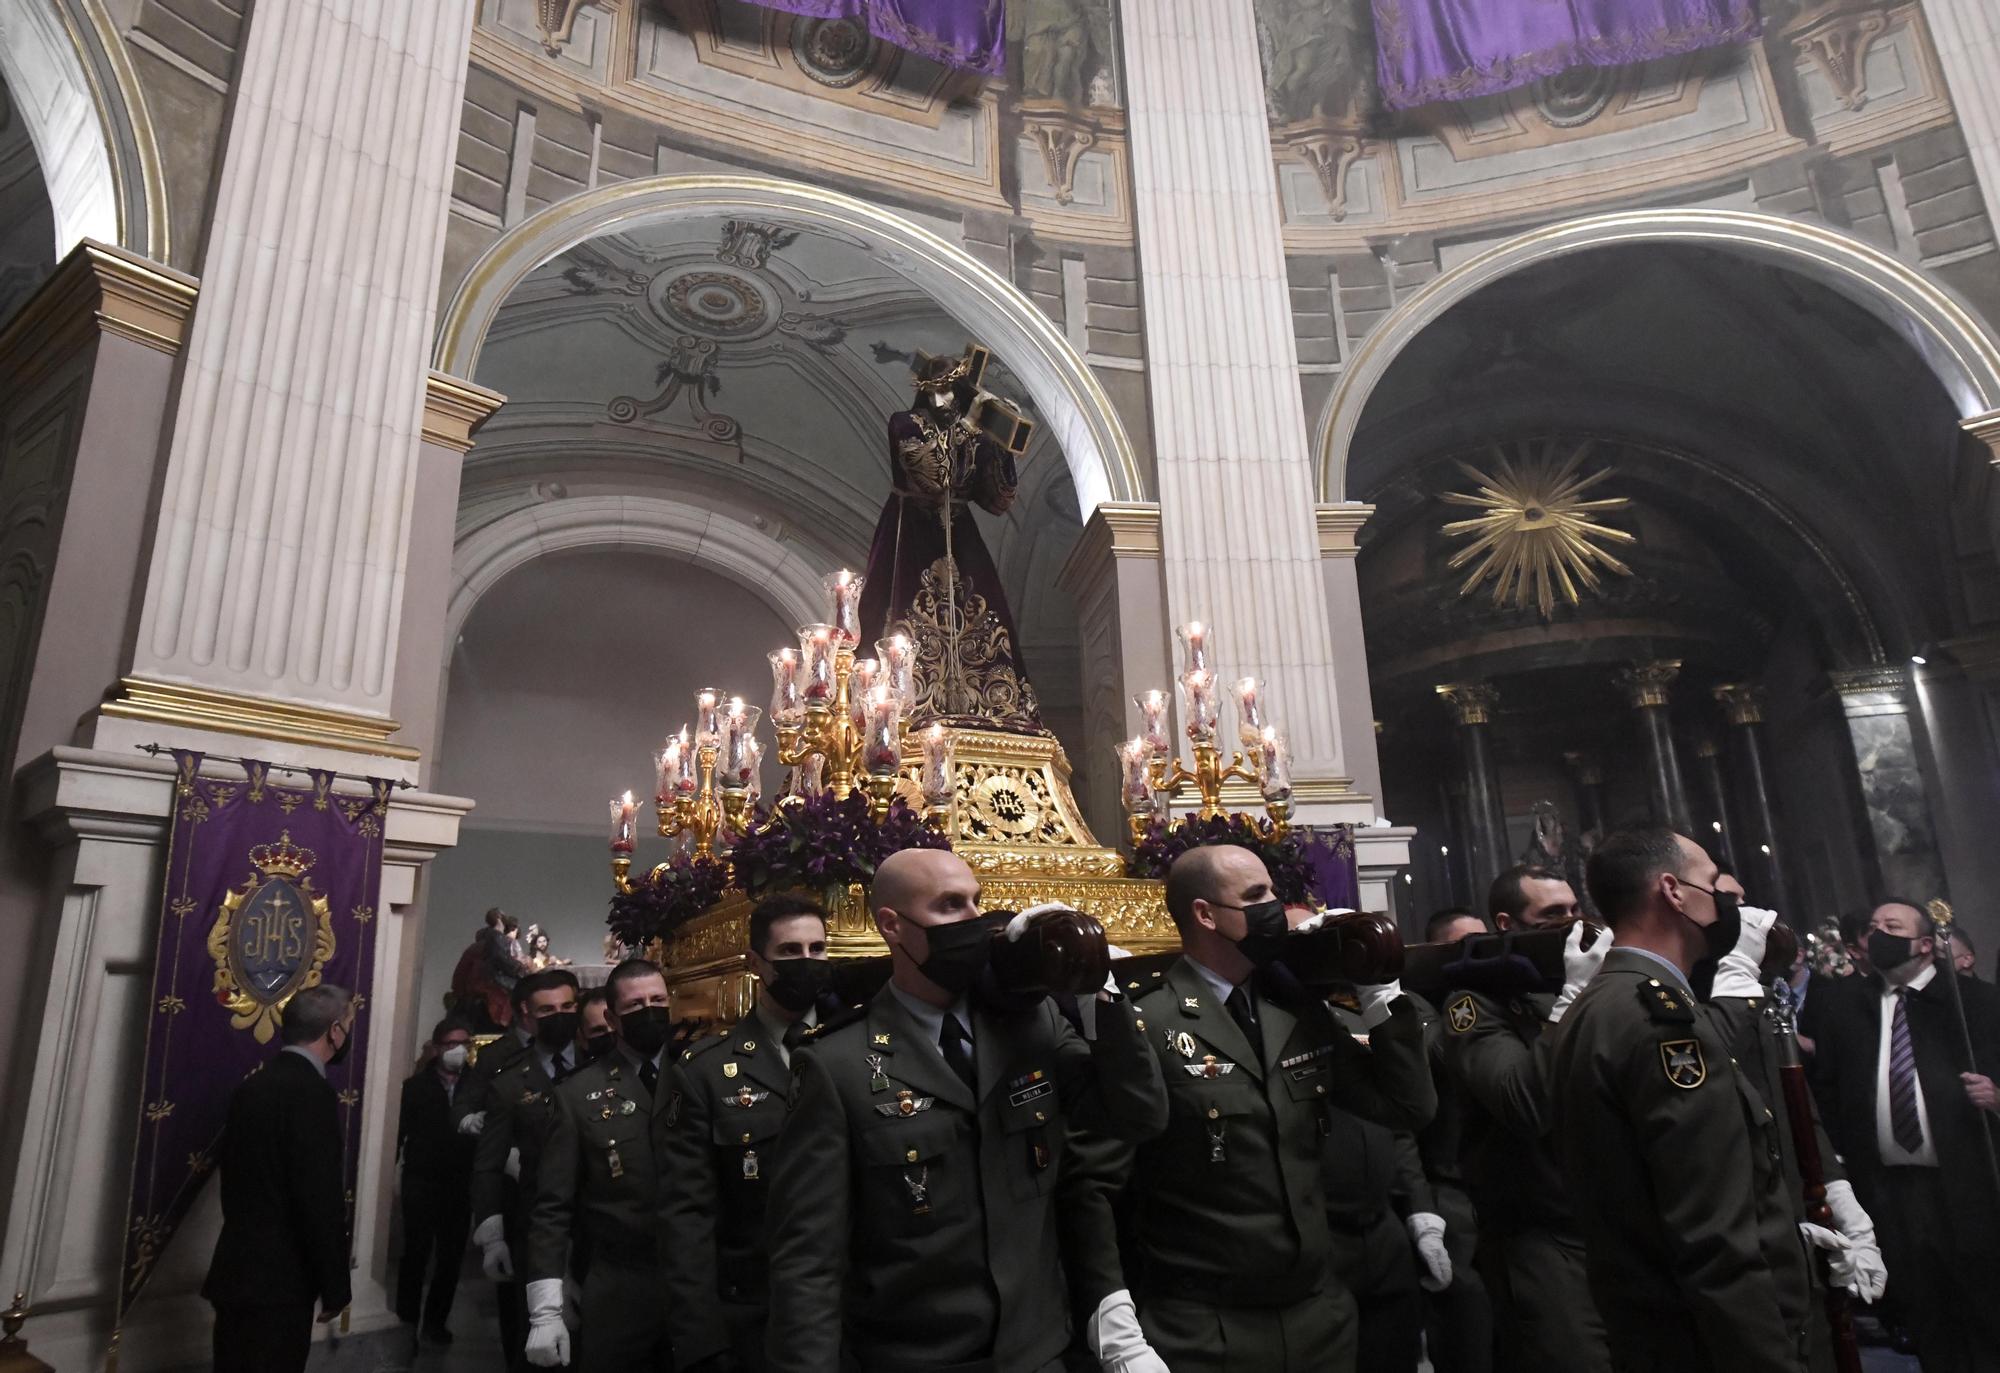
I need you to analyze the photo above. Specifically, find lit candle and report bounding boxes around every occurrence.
[876,634,916,709]
[1117,738,1156,811]
[920,722,955,807]
[1256,726,1293,803]
[1234,676,1264,746]
[1179,668,1218,742]
[722,699,763,789]
[1177,621,1211,676]
[768,648,803,725]
[800,624,836,702]
[694,688,724,748]
[1134,689,1171,755]
[863,685,903,776]
[608,791,636,854]
[848,657,880,733]
[672,727,697,796]
[824,569,866,647]
[654,739,677,802]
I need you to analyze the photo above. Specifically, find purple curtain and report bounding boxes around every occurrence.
[1371,0,1759,109]
[754,0,1005,75]
[1303,825,1362,911]
[117,752,393,1320]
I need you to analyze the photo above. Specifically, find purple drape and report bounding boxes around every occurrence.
[1303,825,1362,911]
[1371,0,1759,109]
[117,752,392,1319]
[754,0,1005,75]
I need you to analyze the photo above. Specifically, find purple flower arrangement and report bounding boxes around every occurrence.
[1127,814,1358,909]
[730,789,950,902]
[606,854,732,950]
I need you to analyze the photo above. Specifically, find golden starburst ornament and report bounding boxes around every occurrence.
[1439,440,1636,619]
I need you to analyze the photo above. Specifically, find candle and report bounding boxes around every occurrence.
[1177,621,1211,676]
[671,727,697,796]
[1117,738,1156,812]
[654,739,677,802]
[847,657,880,733]
[863,685,903,776]
[608,791,636,854]
[824,569,866,647]
[876,634,916,709]
[768,648,803,725]
[1256,726,1293,803]
[694,688,724,748]
[744,737,765,805]
[1179,668,1218,742]
[1134,689,1171,755]
[722,699,763,790]
[1233,676,1265,746]
[920,722,955,807]
[799,624,836,702]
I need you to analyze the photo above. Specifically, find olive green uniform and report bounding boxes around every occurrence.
[471,1046,558,1369]
[659,1004,798,1372]
[1067,958,1437,1373]
[1548,948,1813,1372]
[456,1028,532,1130]
[528,1047,673,1373]
[763,982,1168,1373]
[1441,988,1610,1373]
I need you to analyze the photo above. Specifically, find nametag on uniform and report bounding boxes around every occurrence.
[1008,1080,1054,1108]
[607,1146,624,1179]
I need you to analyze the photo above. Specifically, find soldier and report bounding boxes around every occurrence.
[524,959,677,1371]
[1066,843,1436,1373]
[1440,867,1612,1372]
[1549,826,1814,1372]
[763,848,1168,1373]
[453,982,536,1134]
[1320,1110,1441,1373]
[660,894,836,1373]
[576,988,614,1064]
[471,968,581,1372]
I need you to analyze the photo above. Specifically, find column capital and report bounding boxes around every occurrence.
[1712,681,1766,725]
[422,372,507,453]
[1827,665,1910,715]
[1619,659,1682,709]
[1314,503,1376,557]
[1057,502,1163,597]
[0,240,197,391]
[1965,410,2000,466]
[1436,681,1499,726]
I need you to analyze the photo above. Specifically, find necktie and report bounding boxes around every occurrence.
[1888,988,1924,1153]
[639,1055,659,1096]
[1226,985,1263,1058]
[550,1049,571,1083]
[940,1013,976,1094]
[783,1019,810,1052]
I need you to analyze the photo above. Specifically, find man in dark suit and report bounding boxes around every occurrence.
[203,983,355,1373]
[1806,900,2000,1372]
[763,847,1169,1373]
[396,1015,477,1342]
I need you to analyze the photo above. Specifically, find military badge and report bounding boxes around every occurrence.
[729,1085,770,1109]
[1447,995,1478,1034]
[876,1090,935,1117]
[1184,1055,1234,1079]
[1660,1039,1706,1089]
[1168,1030,1199,1059]
[723,1062,738,1079]
[205,831,336,1043]
[665,1092,681,1126]
[866,1053,889,1093]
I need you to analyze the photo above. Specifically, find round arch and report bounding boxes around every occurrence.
[1316,208,2000,500]
[435,174,1144,512]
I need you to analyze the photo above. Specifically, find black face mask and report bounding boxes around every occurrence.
[581,1031,616,1062]
[1867,930,1917,972]
[328,1022,353,1068]
[618,1005,673,1057]
[1681,883,1741,1000]
[912,913,1005,996]
[1212,898,1290,967]
[535,1011,580,1050]
[763,956,833,1013]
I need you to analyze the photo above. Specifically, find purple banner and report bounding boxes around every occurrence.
[117,752,393,1317]
[754,0,1005,75]
[1371,0,1759,109]
[1303,824,1362,910]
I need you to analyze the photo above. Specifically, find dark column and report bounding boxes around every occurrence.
[1693,736,1737,866]
[1826,668,1949,902]
[1619,660,1693,834]
[1438,682,1511,902]
[1713,683,1794,914]
[1563,750,1607,837]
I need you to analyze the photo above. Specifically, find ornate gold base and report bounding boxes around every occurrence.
[908,724,1124,878]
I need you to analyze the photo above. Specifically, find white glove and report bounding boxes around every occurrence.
[1710,905,1778,1000]
[1548,923,1608,1024]
[1825,1179,1888,1303]
[1291,907,1354,934]
[524,1277,570,1366]
[1087,1289,1169,1372]
[1353,977,1404,1031]
[1799,1221,1850,1254]
[457,1110,486,1136]
[474,1214,514,1281]
[1010,902,1074,940]
[506,1146,522,1180]
[1407,1212,1452,1291]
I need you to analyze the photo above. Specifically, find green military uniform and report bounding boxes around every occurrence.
[1321,1110,1426,1371]
[1548,948,1813,1372]
[1068,958,1436,1373]
[659,1004,800,1372]
[528,1047,672,1373]
[763,982,1167,1373]
[1441,988,1610,1373]
[471,1042,561,1368]
[1409,997,1492,1373]
[456,1028,532,1130]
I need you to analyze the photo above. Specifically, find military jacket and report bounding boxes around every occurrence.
[763,982,1167,1373]
[1704,993,1846,1208]
[454,1028,531,1131]
[659,1003,798,1368]
[471,1046,557,1231]
[1548,948,1812,1372]
[527,1046,672,1282]
[1068,957,1436,1311]
[1441,988,1581,1234]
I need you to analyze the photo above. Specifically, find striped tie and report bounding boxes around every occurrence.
[1889,988,1924,1154]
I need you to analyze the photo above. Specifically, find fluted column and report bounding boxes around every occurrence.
[1713,684,1794,913]
[1620,660,1693,833]
[1918,0,2000,254]
[1438,683,1510,900]
[105,1,479,758]
[1120,0,1349,805]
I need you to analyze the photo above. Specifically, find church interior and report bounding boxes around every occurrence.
[1,0,1998,1368]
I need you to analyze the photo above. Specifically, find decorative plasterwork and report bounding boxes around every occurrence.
[536,0,592,55]
[1439,441,1635,620]
[0,239,196,390]
[100,678,421,760]
[1314,502,1375,557]
[1781,2,1892,110]
[422,372,507,453]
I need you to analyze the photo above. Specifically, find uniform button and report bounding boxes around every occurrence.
[1135,1019,1147,1030]
[1316,1085,1327,1095]
[1035,1111,1046,1122]
[1206,1107,1220,1120]
[741,1132,751,1143]
[905,1148,919,1163]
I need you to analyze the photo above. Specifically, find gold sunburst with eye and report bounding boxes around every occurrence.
[1439,440,1636,619]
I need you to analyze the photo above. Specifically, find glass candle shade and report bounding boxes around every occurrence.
[1177,621,1211,676]
[1233,676,1265,746]
[862,687,903,776]
[1134,689,1172,755]
[654,740,677,802]
[788,754,826,798]
[876,634,916,710]
[743,737,765,805]
[1256,727,1294,803]
[1117,738,1156,812]
[1179,668,1218,742]
[799,624,836,702]
[608,792,636,854]
[721,700,763,790]
[824,569,866,647]
[694,688,724,749]
[768,648,803,725]
[670,728,698,796]
[847,657,881,734]
[920,723,955,807]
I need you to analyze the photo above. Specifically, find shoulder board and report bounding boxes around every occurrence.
[802,1003,868,1042]
[1637,978,1696,1024]
[682,1029,734,1061]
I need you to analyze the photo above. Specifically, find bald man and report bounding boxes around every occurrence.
[763,848,1168,1373]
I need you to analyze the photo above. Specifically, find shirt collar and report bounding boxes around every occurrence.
[617,1041,662,1074]
[1619,945,1693,994]
[1885,961,1937,995]
[1185,953,1245,1007]
[887,980,969,1046]
[282,1044,327,1078]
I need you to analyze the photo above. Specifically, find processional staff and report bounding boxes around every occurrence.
[1926,899,2000,1208]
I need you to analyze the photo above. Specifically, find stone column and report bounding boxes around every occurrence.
[1620,661,1693,833]
[1693,736,1738,866]
[1918,0,2000,256]
[1437,683,1510,900]
[93,0,480,772]
[1120,0,1351,805]
[1713,684,1795,915]
[1828,667,1950,901]
[1563,750,1608,837]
